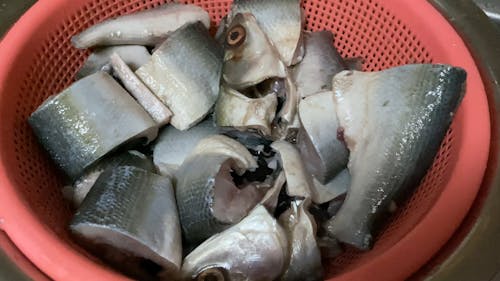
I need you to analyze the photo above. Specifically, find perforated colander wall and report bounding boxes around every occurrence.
[0,0,479,280]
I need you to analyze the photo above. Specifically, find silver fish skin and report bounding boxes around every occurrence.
[297,91,349,184]
[76,45,151,79]
[292,31,346,98]
[230,0,303,66]
[110,53,172,125]
[65,150,155,207]
[152,119,218,177]
[70,166,182,278]
[181,205,288,281]
[279,199,323,281]
[71,3,210,49]
[29,72,157,179]
[222,13,286,89]
[215,85,278,137]
[328,64,466,250]
[175,136,261,246]
[136,22,223,131]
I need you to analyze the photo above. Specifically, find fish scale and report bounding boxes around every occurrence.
[71,166,182,277]
[175,154,235,246]
[29,72,157,180]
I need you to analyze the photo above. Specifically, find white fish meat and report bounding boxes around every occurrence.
[215,85,278,137]
[110,53,172,125]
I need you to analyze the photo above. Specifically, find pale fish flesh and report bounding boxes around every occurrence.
[71,3,210,49]
[70,166,181,280]
[181,205,288,281]
[222,13,286,89]
[110,53,172,125]
[229,0,303,66]
[136,22,223,131]
[292,31,346,98]
[76,45,151,79]
[215,85,278,137]
[279,199,323,281]
[327,64,466,250]
[29,72,157,179]
[152,118,218,177]
[297,91,349,184]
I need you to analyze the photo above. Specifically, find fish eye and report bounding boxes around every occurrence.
[226,24,246,47]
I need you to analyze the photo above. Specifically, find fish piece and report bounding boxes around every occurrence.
[297,91,349,184]
[261,171,286,213]
[70,166,181,279]
[64,150,155,207]
[71,4,210,49]
[152,119,218,177]
[271,141,312,199]
[273,74,300,141]
[110,53,172,125]
[328,64,466,250]
[189,134,258,174]
[230,0,303,66]
[311,168,350,205]
[181,205,288,281]
[29,72,157,179]
[76,45,151,79]
[222,13,286,89]
[136,22,223,131]
[175,154,265,246]
[279,199,323,281]
[292,31,346,98]
[272,141,344,204]
[215,85,278,137]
